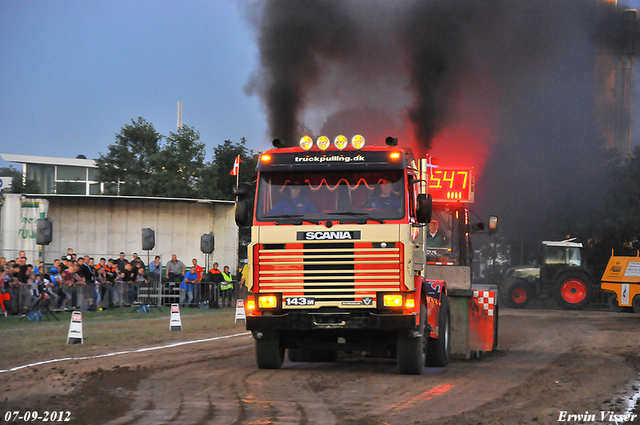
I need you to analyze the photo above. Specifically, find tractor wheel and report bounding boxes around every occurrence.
[397,303,427,375]
[426,293,450,367]
[608,293,624,313]
[254,331,285,369]
[288,348,337,362]
[502,280,532,309]
[632,296,640,314]
[552,271,594,310]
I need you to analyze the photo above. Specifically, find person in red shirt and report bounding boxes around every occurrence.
[192,258,203,282]
[191,258,204,303]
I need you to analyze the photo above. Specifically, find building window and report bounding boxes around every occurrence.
[88,168,100,181]
[26,164,55,194]
[89,183,102,195]
[56,182,86,195]
[57,166,86,181]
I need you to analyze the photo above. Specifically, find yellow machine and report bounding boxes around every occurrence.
[601,253,640,313]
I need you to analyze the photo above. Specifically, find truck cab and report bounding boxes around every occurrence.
[235,135,497,374]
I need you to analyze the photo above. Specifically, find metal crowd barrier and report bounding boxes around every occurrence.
[140,280,240,308]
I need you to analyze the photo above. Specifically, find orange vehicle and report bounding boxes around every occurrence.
[601,253,640,313]
[234,135,498,374]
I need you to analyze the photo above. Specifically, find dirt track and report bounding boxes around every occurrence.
[2,308,640,425]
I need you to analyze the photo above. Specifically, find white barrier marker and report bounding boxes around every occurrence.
[67,311,83,344]
[170,303,182,331]
[235,299,246,323]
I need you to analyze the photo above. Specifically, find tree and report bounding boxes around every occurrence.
[0,166,21,180]
[8,178,41,194]
[95,117,162,196]
[199,138,258,200]
[154,126,206,198]
[198,138,259,261]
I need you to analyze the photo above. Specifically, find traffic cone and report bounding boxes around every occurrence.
[170,304,182,331]
[67,311,83,344]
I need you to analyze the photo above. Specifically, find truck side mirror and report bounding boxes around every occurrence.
[234,183,252,227]
[416,194,432,224]
[233,183,250,198]
[488,215,498,234]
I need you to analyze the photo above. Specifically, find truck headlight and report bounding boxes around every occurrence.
[383,294,404,308]
[258,295,278,309]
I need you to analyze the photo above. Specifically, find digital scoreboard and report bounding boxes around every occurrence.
[427,168,474,203]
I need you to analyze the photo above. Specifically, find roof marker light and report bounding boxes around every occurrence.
[317,136,330,151]
[300,135,314,151]
[390,152,401,160]
[334,135,348,150]
[351,134,366,150]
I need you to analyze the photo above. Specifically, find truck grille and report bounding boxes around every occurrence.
[257,242,403,307]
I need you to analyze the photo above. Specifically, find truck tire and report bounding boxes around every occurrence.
[502,280,532,309]
[254,331,284,369]
[288,348,337,362]
[553,271,594,310]
[608,293,624,313]
[397,303,427,375]
[633,296,640,314]
[427,293,450,367]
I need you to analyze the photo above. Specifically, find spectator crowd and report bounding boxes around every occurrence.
[0,249,243,316]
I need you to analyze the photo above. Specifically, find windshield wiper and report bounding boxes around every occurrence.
[266,214,320,225]
[328,212,384,224]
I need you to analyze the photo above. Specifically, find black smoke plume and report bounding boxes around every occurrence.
[246,0,633,261]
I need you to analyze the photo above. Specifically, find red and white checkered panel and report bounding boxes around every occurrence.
[473,290,495,317]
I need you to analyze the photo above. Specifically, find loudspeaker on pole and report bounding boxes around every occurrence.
[142,228,155,251]
[201,233,214,254]
[36,218,53,246]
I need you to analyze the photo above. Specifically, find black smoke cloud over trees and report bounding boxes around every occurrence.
[247,0,633,265]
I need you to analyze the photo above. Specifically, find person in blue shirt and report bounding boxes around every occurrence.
[269,183,317,214]
[48,266,68,311]
[180,266,198,307]
[361,179,402,210]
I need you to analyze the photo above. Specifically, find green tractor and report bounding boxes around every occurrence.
[500,239,595,310]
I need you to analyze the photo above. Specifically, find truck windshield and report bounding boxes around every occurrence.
[256,170,405,222]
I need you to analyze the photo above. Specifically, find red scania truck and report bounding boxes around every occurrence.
[234,135,498,375]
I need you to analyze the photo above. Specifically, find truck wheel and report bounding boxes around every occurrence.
[633,296,640,314]
[254,331,284,369]
[553,271,594,310]
[397,303,427,375]
[427,293,450,367]
[288,348,337,362]
[608,293,624,313]
[503,280,532,309]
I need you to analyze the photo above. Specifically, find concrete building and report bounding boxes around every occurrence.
[0,193,237,271]
[0,153,238,271]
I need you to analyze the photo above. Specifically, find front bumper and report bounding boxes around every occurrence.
[246,310,416,331]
